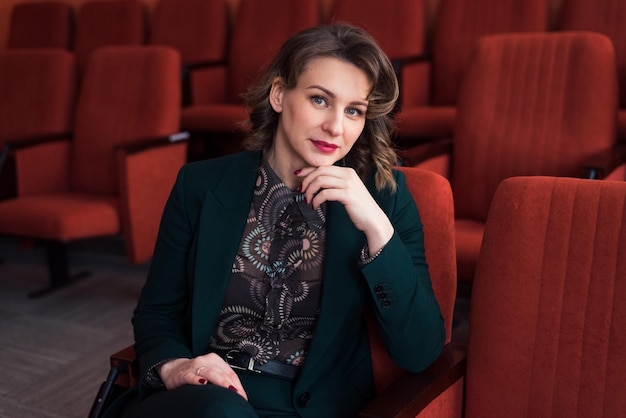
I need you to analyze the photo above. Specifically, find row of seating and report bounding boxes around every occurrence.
[7,0,626,151]
[402,31,626,284]
[0,45,187,297]
[2,0,626,294]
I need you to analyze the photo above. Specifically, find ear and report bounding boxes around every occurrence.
[269,76,285,113]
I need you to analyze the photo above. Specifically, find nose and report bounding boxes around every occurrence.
[322,109,344,137]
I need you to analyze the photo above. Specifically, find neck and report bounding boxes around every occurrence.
[266,148,299,191]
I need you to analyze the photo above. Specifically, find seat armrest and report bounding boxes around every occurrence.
[2,132,72,166]
[580,144,626,179]
[398,138,453,167]
[7,132,73,150]
[116,133,189,263]
[8,135,73,196]
[110,345,139,388]
[181,61,226,105]
[116,132,190,155]
[359,342,467,418]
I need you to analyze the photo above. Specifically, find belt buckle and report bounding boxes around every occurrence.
[225,350,260,374]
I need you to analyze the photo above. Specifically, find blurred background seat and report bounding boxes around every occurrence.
[73,0,147,76]
[0,48,76,200]
[557,0,626,144]
[149,0,229,107]
[394,0,548,149]
[0,45,186,297]
[328,0,427,116]
[6,0,73,50]
[180,0,319,160]
[401,31,624,285]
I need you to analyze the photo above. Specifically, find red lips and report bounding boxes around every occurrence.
[311,139,338,153]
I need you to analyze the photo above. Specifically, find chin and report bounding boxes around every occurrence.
[307,155,340,167]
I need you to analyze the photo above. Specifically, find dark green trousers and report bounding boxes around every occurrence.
[119,370,299,418]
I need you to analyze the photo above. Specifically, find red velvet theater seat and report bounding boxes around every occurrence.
[328,0,427,114]
[394,0,548,147]
[74,0,147,75]
[401,31,624,283]
[149,0,229,106]
[0,46,187,297]
[7,1,74,50]
[0,49,77,200]
[88,167,459,418]
[180,0,319,158]
[558,0,626,144]
[362,176,626,418]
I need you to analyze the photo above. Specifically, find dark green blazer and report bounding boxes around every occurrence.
[116,151,444,418]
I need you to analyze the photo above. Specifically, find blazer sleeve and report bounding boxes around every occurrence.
[132,164,196,391]
[360,169,445,372]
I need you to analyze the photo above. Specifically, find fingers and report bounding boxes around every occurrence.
[295,166,356,208]
[191,354,249,400]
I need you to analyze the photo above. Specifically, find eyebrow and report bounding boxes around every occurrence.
[307,84,369,107]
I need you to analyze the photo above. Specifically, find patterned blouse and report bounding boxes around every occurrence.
[208,163,327,367]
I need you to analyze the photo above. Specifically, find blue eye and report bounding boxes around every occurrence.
[311,95,327,106]
[346,108,364,117]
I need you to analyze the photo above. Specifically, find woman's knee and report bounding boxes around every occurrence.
[121,385,258,418]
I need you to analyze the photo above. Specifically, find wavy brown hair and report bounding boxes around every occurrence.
[242,23,399,191]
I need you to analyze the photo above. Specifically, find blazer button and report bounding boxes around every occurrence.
[374,284,384,293]
[298,392,311,407]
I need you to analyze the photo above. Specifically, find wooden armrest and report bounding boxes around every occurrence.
[116,131,190,155]
[359,342,467,418]
[398,137,453,167]
[580,144,626,179]
[110,345,139,388]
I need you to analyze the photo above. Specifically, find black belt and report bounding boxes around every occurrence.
[225,350,300,380]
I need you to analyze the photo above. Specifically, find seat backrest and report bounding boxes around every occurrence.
[0,49,76,199]
[466,176,626,417]
[328,0,426,111]
[7,1,74,50]
[432,0,547,106]
[70,46,181,196]
[74,0,146,74]
[0,49,76,146]
[329,0,425,63]
[558,0,626,109]
[226,0,319,104]
[368,167,456,393]
[452,31,618,222]
[150,0,228,67]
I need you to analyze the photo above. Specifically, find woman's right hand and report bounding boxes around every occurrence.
[157,353,248,400]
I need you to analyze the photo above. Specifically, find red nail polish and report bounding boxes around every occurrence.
[294,169,301,175]
[228,385,238,392]
[199,379,207,384]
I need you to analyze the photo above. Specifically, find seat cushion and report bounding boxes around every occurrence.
[0,193,120,240]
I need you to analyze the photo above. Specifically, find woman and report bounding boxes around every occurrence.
[112,23,444,418]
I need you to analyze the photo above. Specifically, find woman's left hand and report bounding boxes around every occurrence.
[296,165,394,254]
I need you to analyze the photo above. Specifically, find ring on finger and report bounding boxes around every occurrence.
[196,366,207,376]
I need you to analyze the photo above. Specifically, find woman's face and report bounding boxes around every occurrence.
[268,56,371,183]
